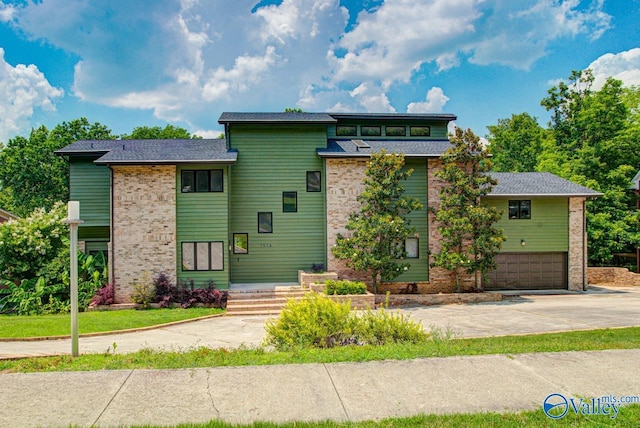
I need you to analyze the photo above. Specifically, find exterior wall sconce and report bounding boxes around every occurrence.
[521,239,526,247]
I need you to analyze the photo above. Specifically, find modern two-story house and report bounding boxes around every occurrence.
[57,112,600,302]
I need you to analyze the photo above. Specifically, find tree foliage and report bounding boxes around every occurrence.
[487,113,549,172]
[331,150,423,293]
[121,124,201,140]
[539,71,640,265]
[0,118,115,216]
[432,128,505,291]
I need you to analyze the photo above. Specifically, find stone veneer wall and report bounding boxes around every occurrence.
[568,197,587,291]
[325,158,369,283]
[111,165,177,303]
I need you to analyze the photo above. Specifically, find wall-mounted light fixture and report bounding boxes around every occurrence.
[521,239,526,247]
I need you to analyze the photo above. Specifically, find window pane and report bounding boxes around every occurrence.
[182,242,195,270]
[410,126,431,136]
[283,191,297,212]
[181,171,194,193]
[196,242,209,270]
[258,212,273,233]
[520,200,531,219]
[385,126,406,136]
[508,201,519,219]
[210,170,223,192]
[210,242,224,270]
[306,171,321,192]
[406,238,419,258]
[196,170,209,192]
[361,126,381,136]
[336,125,357,136]
[234,233,248,254]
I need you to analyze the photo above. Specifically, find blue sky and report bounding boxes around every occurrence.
[0,0,639,142]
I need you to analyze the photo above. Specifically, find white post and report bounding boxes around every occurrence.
[66,201,83,357]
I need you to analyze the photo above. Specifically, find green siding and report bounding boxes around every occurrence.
[69,157,110,227]
[228,125,326,283]
[85,241,108,254]
[484,197,569,252]
[176,165,230,288]
[393,158,429,282]
[327,120,449,140]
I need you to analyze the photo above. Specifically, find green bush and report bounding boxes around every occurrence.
[264,293,428,350]
[324,279,367,295]
[131,271,155,309]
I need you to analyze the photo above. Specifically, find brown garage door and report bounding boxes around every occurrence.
[483,252,567,290]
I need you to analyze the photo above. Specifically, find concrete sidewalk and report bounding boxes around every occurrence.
[1,285,639,359]
[1,349,639,427]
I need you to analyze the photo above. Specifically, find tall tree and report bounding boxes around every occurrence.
[0,118,115,216]
[486,113,548,172]
[540,71,640,265]
[121,124,201,139]
[331,150,423,293]
[432,128,505,291]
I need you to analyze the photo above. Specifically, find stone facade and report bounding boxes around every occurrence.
[568,197,587,291]
[325,158,370,282]
[111,165,177,303]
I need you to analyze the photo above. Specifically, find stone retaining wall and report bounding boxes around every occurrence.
[587,267,640,287]
[380,292,502,307]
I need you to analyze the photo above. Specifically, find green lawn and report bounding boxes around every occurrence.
[131,405,640,427]
[0,308,224,338]
[2,326,639,373]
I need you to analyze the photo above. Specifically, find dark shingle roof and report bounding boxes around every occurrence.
[56,139,237,164]
[219,112,336,124]
[317,139,453,158]
[489,172,602,197]
[328,113,457,121]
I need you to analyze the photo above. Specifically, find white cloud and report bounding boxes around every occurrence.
[407,87,450,113]
[0,48,63,141]
[587,48,640,89]
[0,3,15,22]
[349,82,396,112]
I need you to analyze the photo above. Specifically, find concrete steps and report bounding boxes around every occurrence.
[226,286,308,315]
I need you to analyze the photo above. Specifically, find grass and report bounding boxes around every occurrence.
[128,405,640,427]
[0,308,224,338]
[1,326,639,373]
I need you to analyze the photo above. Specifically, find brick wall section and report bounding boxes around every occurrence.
[111,165,177,303]
[568,197,586,291]
[325,158,370,283]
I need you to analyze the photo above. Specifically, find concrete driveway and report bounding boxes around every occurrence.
[1,285,639,358]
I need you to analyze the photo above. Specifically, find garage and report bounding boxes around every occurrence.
[483,252,568,290]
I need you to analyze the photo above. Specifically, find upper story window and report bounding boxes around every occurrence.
[361,126,381,136]
[385,126,406,137]
[336,125,357,136]
[509,200,531,219]
[410,126,431,137]
[307,171,321,192]
[181,170,223,193]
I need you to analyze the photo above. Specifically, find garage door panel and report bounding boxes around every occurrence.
[484,252,567,290]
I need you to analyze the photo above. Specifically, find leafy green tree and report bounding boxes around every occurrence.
[121,124,201,139]
[432,128,505,291]
[0,118,114,216]
[284,108,304,112]
[486,113,548,172]
[332,150,423,293]
[540,71,640,265]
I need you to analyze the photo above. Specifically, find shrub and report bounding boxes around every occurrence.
[90,283,115,306]
[153,274,226,309]
[324,279,367,295]
[264,293,428,350]
[311,263,325,274]
[131,271,155,309]
[264,293,354,350]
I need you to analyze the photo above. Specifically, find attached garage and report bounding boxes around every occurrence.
[484,252,567,290]
[482,172,602,291]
